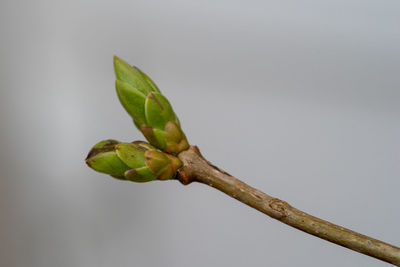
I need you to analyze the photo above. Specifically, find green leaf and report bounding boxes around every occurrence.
[144,150,170,174]
[86,151,131,176]
[133,118,142,130]
[145,92,176,130]
[132,141,156,151]
[152,128,167,149]
[140,125,162,149]
[165,121,183,144]
[86,139,119,160]
[115,143,146,169]
[125,167,157,182]
[137,68,161,93]
[91,139,119,150]
[116,80,147,125]
[113,56,153,95]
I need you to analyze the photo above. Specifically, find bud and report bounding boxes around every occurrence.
[114,56,189,154]
[85,139,182,182]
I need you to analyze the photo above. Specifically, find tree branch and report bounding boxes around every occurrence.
[177,146,400,266]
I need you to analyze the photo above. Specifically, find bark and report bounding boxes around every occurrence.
[177,146,400,266]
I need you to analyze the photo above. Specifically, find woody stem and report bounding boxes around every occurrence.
[176,146,400,266]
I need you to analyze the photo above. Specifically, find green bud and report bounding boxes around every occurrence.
[114,56,189,154]
[86,140,183,182]
[85,139,130,180]
[113,56,159,95]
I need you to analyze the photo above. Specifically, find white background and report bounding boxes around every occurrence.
[0,0,399,266]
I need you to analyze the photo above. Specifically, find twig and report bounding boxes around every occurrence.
[89,57,399,265]
[177,146,400,266]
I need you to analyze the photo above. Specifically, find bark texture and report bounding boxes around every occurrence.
[177,146,400,266]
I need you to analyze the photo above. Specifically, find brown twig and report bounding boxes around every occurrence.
[177,146,400,266]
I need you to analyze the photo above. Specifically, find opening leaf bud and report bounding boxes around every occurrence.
[114,56,189,154]
[86,140,182,182]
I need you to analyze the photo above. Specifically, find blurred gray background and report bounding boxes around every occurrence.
[0,0,399,266]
